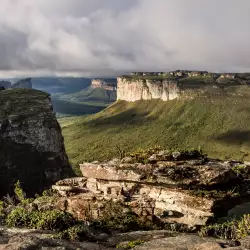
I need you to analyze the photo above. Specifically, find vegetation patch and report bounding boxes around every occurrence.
[59,90,250,174]
[116,240,145,249]
[199,214,250,240]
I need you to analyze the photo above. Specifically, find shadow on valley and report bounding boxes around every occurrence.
[52,99,105,116]
[216,130,250,147]
[88,107,156,127]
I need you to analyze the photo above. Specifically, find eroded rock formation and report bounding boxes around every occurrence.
[91,79,117,91]
[50,150,250,229]
[0,89,73,197]
[117,78,179,102]
[117,71,250,102]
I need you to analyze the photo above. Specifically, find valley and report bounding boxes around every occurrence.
[59,72,250,175]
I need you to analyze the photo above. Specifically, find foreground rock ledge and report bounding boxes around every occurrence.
[51,151,250,228]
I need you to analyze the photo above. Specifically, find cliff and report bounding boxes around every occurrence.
[117,71,250,102]
[91,79,117,91]
[117,78,179,101]
[0,88,73,197]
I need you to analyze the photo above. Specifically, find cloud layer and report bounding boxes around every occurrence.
[0,0,250,77]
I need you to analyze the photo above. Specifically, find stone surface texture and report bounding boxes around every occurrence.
[51,151,250,228]
[0,89,73,197]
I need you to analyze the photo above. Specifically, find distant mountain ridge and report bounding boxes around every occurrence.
[0,78,32,89]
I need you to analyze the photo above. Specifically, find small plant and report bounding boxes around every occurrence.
[199,214,250,240]
[97,200,140,232]
[116,240,144,249]
[3,194,15,206]
[116,145,126,159]
[128,146,163,163]
[232,165,246,177]
[58,224,90,241]
[6,207,76,231]
[0,201,4,217]
[14,181,33,205]
[14,181,26,202]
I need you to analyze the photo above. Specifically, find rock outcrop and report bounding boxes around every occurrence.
[117,78,179,102]
[0,226,243,250]
[50,150,250,229]
[91,79,117,91]
[118,71,250,102]
[0,88,73,197]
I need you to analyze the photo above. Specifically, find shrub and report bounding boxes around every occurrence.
[0,201,4,217]
[199,214,250,240]
[6,207,76,231]
[97,201,140,232]
[116,240,144,249]
[14,181,33,205]
[58,224,90,241]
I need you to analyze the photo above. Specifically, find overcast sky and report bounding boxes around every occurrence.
[0,0,250,77]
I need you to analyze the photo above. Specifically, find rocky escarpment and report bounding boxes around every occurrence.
[0,89,73,197]
[91,79,117,91]
[117,78,179,102]
[50,150,250,229]
[117,71,250,102]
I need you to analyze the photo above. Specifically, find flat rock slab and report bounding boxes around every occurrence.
[80,163,143,182]
[80,159,238,187]
[134,235,237,250]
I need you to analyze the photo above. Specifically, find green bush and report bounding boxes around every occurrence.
[97,201,140,232]
[199,214,250,240]
[14,181,33,205]
[116,240,144,249]
[58,224,90,241]
[0,201,4,217]
[6,207,76,231]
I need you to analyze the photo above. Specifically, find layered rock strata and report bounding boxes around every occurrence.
[51,151,250,228]
[0,89,73,197]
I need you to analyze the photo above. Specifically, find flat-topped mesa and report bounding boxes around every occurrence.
[118,71,250,102]
[91,79,117,91]
[51,150,250,228]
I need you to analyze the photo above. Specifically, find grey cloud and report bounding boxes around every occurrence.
[0,0,250,77]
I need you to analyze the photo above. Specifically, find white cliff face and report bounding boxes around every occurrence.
[117,77,180,102]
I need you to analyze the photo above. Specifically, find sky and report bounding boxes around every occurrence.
[0,0,250,77]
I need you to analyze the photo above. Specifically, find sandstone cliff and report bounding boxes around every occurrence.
[117,71,250,102]
[91,79,117,91]
[117,78,179,102]
[0,89,73,197]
